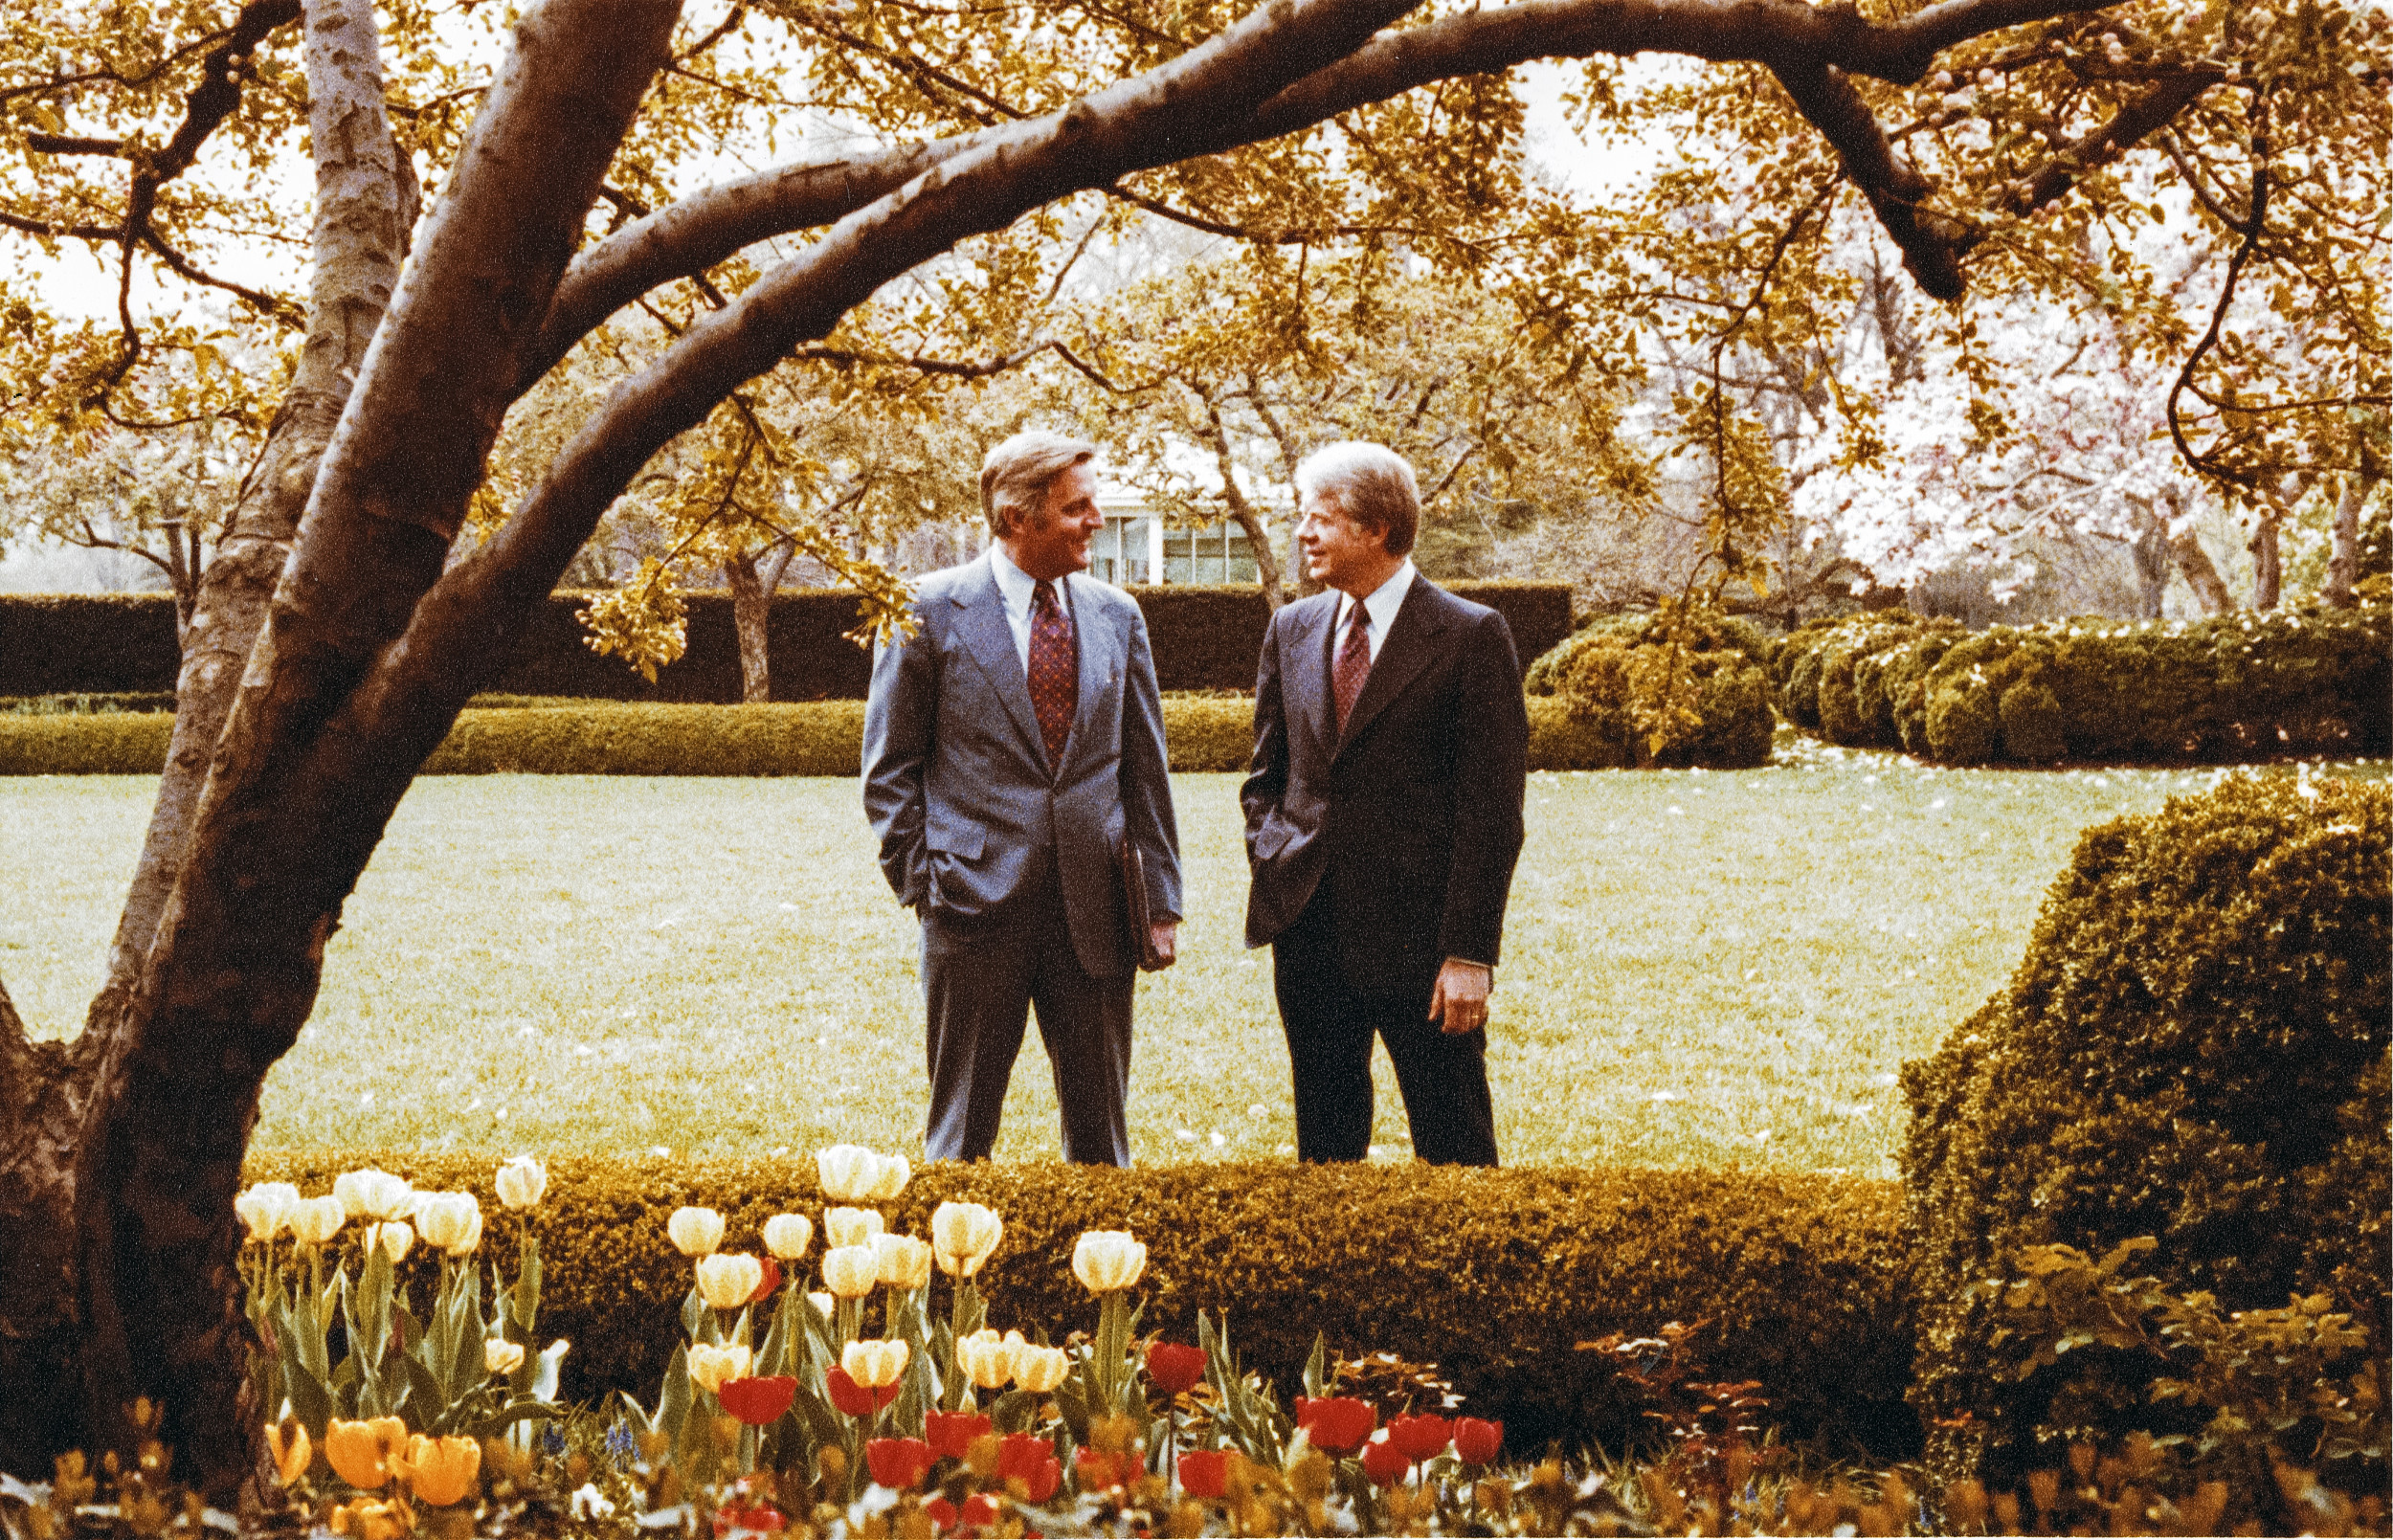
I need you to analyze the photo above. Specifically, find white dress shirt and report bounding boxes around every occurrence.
[1331,558,1416,663]
[990,544,1076,673]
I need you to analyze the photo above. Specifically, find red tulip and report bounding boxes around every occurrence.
[1076,1448,1129,1491]
[1388,1413,1451,1462]
[962,1493,1001,1528]
[924,1497,958,1532]
[1144,1342,1207,1397]
[717,1375,796,1427]
[1454,1417,1503,1465]
[826,1366,900,1417]
[864,1437,934,1490]
[1293,1395,1375,1457]
[997,1433,1061,1503]
[926,1409,994,1462]
[1178,1449,1229,1500]
[750,1256,782,1303]
[1359,1435,1412,1486]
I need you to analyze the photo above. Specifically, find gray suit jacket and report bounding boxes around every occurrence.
[862,556,1181,978]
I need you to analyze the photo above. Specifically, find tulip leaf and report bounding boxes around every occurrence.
[397,1350,444,1427]
[681,1288,706,1343]
[1303,1333,1330,1400]
[274,1321,336,1440]
[467,1397,566,1440]
[656,1343,692,1444]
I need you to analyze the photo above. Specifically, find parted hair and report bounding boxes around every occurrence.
[980,430,1098,538]
[1294,441,1420,557]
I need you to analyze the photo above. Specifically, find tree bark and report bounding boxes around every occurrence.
[2163,491,2233,615]
[726,539,795,702]
[2322,476,2365,609]
[2249,506,2283,611]
[1196,391,1286,609]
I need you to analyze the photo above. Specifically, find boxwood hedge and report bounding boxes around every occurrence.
[1768,607,2389,766]
[1899,776,2390,1481]
[0,697,1614,775]
[239,1151,1912,1459]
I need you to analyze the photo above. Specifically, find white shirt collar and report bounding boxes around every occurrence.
[1335,558,1415,642]
[989,544,1066,616]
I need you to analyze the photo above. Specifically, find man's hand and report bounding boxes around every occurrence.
[1148,921,1178,970]
[1427,959,1490,1035]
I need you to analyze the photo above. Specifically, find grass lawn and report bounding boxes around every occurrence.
[4,739,2382,1174]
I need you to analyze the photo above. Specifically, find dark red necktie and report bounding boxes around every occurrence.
[1332,603,1372,734]
[1029,579,1077,769]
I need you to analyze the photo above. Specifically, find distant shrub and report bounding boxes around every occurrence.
[1525,607,1773,770]
[240,1150,1912,1459]
[1900,777,2391,1484]
[1771,609,2388,765]
[0,692,177,715]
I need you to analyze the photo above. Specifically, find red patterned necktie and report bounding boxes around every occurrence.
[1332,602,1372,734]
[1028,579,1077,769]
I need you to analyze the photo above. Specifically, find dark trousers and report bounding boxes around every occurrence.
[920,864,1133,1166]
[1271,888,1499,1167]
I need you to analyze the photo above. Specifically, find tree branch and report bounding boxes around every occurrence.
[2002,66,2225,215]
[1769,61,1969,301]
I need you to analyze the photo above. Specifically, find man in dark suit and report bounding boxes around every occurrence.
[864,430,1181,1166]
[1241,442,1529,1166]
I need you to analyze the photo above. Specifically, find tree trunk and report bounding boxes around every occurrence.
[2248,507,2282,611]
[1198,394,1285,609]
[2322,477,2365,610]
[2167,524,2233,615]
[725,538,794,702]
[2129,522,2170,620]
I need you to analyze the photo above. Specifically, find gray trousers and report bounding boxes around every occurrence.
[920,865,1133,1166]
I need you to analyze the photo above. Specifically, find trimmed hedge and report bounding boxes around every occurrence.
[239,1150,1912,1457]
[0,583,1573,702]
[1768,607,2390,765]
[0,696,1614,775]
[1900,776,2391,1481]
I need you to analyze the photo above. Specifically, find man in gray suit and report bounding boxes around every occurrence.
[863,431,1181,1166]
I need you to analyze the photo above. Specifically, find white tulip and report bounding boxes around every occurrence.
[494,1155,548,1211]
[667,1206,726,1257]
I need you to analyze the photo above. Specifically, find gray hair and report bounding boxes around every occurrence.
[980,430,1098,538]
[1294,441,1420,557]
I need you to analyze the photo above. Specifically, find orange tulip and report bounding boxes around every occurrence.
[393,1433,481,1507]
[324,1417,406,1489]
[265,1418,310,1486]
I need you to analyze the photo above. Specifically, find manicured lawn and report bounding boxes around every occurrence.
[4,741,2381,1172]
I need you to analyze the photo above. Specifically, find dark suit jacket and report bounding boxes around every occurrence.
[1240,573,1529,995]
[862,557,1181,978]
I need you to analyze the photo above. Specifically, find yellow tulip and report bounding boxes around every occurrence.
[324,1416,406,1490]
[840,1338,909,1389]
[414,1192,482,1257]
[484,1338,525,1375]
[875,1234,933,1290]
[761,1213,813,1260]
[821,1243,880,1299]
[235,1182,301,1243]
[494,1154,548,1211]
[864,1152,910,1202]
[667,1205,725,1257]
[686,1342,753,1395]
[1013,1344,1069,1395]
[930,1201,1004,1278]
[695,1253,763,1311]
[327,1497,409,1540]
[368,1221,414,1263]
[265,1418,310,1486]
[392,1433,481,1507]
[954,1328,1016,1391]
[1071,1230,1147,1293]
[815,1144,878,1203]
[288,1194,349,1248]
[822,1207,883,1250]
[332,1169,414,1221]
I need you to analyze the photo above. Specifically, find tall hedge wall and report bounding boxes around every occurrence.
[239,1151,1912,1459]
[0,583,1573,702]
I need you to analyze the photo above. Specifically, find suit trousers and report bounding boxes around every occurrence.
[920,860,1133,1167]
[1271,887,1499,1167]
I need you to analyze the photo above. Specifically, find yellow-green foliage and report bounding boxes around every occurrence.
[1899,777,2391,1482]
[1771,609,2390,765]
[241,1151,1908,1451]
[2,698,1630,775]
